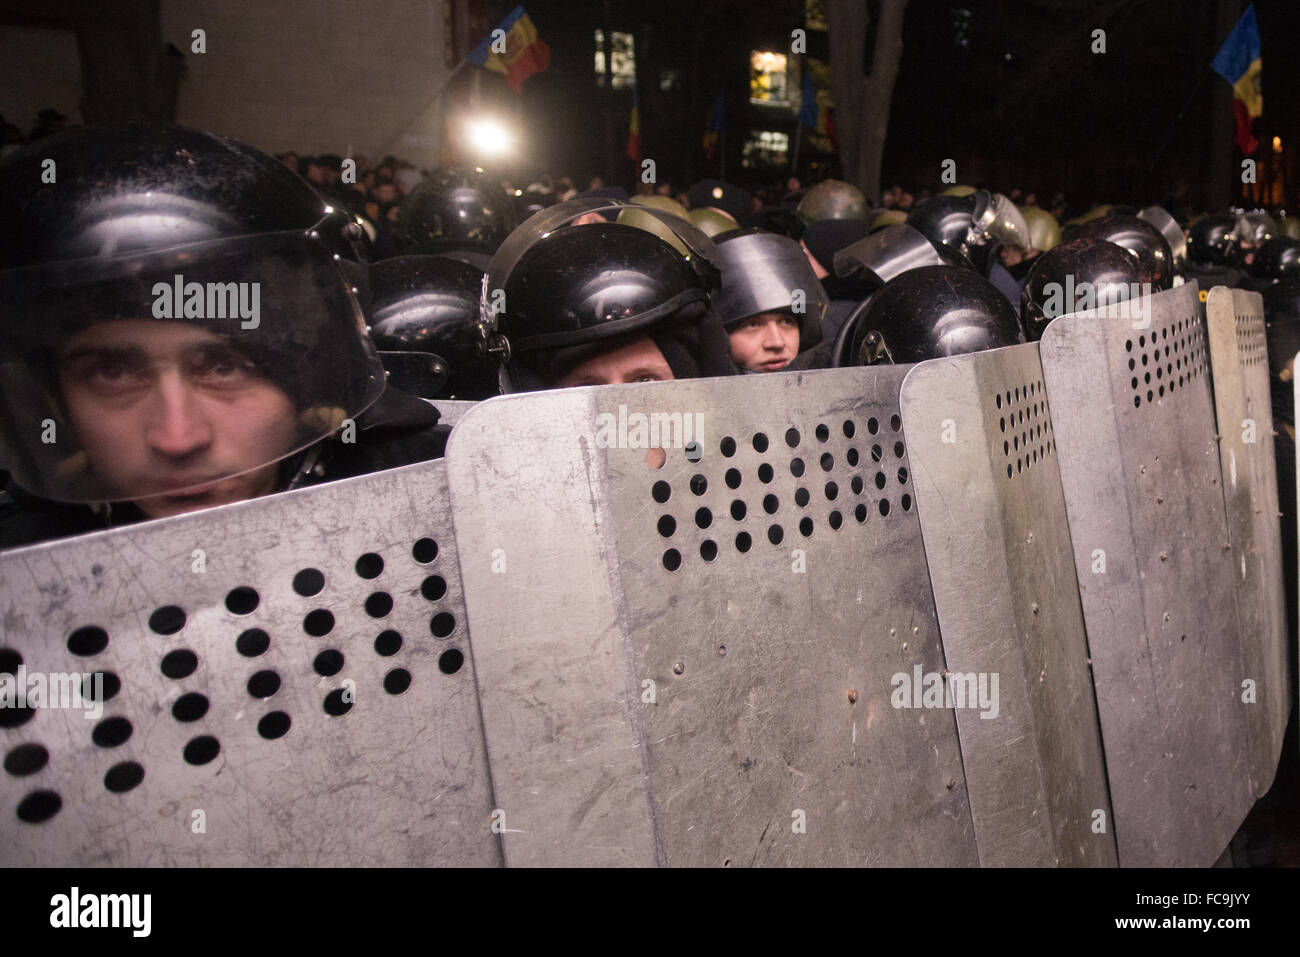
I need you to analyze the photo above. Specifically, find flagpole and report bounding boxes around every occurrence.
[1144,69,1210,180]
[719,107,726,180]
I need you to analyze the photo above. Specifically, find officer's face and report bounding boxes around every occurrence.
[58,320,298,519]
[552,335,675,388]
[728,311,800,373]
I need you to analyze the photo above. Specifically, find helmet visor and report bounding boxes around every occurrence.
[973,192,1032,251]
[833,224,945,283]
[0,231,385,503]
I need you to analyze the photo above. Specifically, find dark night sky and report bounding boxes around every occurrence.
[469,0,1300,213]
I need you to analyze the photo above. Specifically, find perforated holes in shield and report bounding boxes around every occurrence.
[655,416,909,571]
[1127,316,1206,409]
[1233,311,1266,368]
[999,379,1054,480]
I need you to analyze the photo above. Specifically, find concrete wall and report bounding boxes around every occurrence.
[159,0,449,164]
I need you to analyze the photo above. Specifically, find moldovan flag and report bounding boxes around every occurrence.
[467,6,551,94]
[1211,4,1262,154]
[702,94,724,161]
[798,71,818,128]
[626,89,642,163]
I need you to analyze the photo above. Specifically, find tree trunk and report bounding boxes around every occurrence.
[826,0,908,204]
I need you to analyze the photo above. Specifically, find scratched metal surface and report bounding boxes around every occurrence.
[901,343,1116,866]
[1040,282,1252,866]
[446,369,978,867]
[1205,287,1289,796]
[430,399,478,428]
[0,460,501,866]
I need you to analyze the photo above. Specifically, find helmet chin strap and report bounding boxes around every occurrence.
[282,442,329,491]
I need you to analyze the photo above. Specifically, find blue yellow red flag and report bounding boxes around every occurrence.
[702,94,724,160]
[799,72,818,128]
[626,89,641,163]
[466,6,551,94]
[1210,4,1262,153]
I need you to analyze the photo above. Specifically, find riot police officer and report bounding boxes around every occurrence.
[818,223,977,367]
[710,228,827,373]
[367,254,499,400]
[393,166,518,268]
[1020,238,1143,341]
[795,179,869,280]
[837,265,1025,366]
[906,190,1032,306]
[0,124,448,549]
[480,198,735,392]
[1062,214,1174,290]
[1184,213,1248,290]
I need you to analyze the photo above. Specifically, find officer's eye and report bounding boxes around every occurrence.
[779,316,799,328]
[65,352,151,394]
[188,346,260,384]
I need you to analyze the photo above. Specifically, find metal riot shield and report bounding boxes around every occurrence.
[901,343,1117,867]
[1205,286,1290,795]
[1039,281,1253,866]
[432,398,479,428]
[0,460,500,866]
[445,369,978,866]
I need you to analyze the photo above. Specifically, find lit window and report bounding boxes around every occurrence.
[741,130,790,168]
[750,51,790,105]
[594,30,636,89]
[805,0,828,31]
[952,8,973,49]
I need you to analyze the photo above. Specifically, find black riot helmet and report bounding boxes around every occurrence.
[1251,237,1300,281]
[367,254,499,399]
[1263,274,1300,327]
[0,123,386,506]
[1187,214,1239,266]
[837,265,1025,366]
[1136,205,1187,271]
[712,228,826,349]
[483,197,734,392]
[397,167,517,255]
[825,225,975,367]
[1020,238,1142,342]
[1062,214,1173,290]
[906,194,977,251]
[906,190,1031,269]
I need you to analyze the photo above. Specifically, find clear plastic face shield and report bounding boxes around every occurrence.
[833,224,947,284]
[478,197,724,393]
[0,230,385,505]
[1137,205,1187,269]
[1235,211,1276,246]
